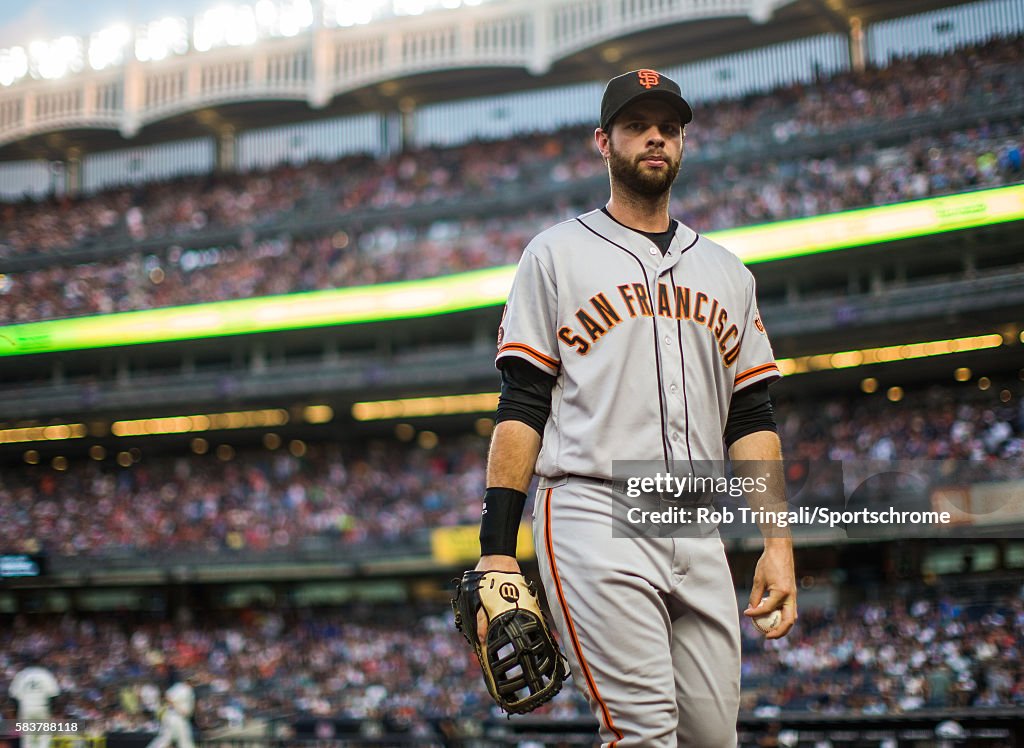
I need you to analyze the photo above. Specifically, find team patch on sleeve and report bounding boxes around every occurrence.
[497,305,507,348]
[753,309,766,335]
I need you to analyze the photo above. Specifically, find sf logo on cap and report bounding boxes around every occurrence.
[637,69,660,89]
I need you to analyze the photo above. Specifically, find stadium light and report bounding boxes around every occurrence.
[0,0,498,86]
[277,0,314,36]
[303,405,335,424]
[776,334,1004,376]
[0,46,28,86]
[229,6,260,46]
[391,0,483,15]
[352,392,499,421]
[135,17,189,62]
[0,423,87,445]
[30,36,83,80]
[325,0,377,26]
[195,2,311,50]
[194,5,235,52]
[323,0,418,26]
[254,0,279,32]
[193,0,314,46]
[112,408,290,437]
[88,25,131,71]
[395,0,428,15]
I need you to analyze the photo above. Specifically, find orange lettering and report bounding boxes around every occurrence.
[694,292,708,324]
[591,293,622,328]
[706,299,719,331]
[617,284,638,318]
[632,283,654,317]
[674,286,690,320]
[714,307,728,337]
[723,342,740,367]
[718,325,738,354]
[657,283,673,317]
[558,326,590,355]
[576,309,606,342]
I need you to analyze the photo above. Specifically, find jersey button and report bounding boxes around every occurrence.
[663,335,671,346]
[649,247,657,255]
[670,385,678,394]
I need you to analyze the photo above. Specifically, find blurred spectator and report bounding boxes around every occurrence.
[146,684,195,748]
[8,664,60,748]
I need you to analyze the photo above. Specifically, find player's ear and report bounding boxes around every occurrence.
[594,127,610,159]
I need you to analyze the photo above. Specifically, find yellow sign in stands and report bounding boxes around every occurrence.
[430,524,536,565]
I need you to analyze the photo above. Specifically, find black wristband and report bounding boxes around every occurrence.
[479,486,527,557]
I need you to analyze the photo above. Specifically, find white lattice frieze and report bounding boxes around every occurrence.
[0,0,795,149]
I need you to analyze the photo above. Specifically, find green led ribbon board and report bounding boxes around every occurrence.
[712,183,1024,263]
[0,184,1021,357]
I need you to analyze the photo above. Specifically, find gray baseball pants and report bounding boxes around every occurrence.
[534,476,741,748]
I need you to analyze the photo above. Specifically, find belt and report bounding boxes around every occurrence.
[554,474,628,493]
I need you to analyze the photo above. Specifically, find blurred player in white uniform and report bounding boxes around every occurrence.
[9,665,60,748]
[146,683,195,748]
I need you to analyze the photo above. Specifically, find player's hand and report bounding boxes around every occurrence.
[473,554,521,644]
[743,538,796,640]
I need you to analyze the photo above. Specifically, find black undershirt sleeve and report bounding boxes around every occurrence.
[495,357,556,435]
[724,380,778,447]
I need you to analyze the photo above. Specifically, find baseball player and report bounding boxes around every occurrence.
[474,70,797,747]
[8,664,60,748]
[146,683,195,748]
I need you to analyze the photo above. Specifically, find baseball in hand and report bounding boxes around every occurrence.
[752,599,781,634]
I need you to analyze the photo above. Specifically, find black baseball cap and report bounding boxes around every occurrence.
[600,69,693,131]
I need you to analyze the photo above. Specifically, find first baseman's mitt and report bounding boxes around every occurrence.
[452,570,569,714]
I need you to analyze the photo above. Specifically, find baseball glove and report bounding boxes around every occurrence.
[452,570,569,714]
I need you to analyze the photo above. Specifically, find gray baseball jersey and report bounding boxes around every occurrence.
[496,207,780,477]
[495,208,780,747]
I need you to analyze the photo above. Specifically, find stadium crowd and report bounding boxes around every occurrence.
[0,37,1022,323]
[776,383,1024,463]
[1,123,1020,324]
[0,607,507,737]
[2,592,1022,736]
[0,383,1020,558]
[1,35,1019,258]
[0,437,488,558]
[741,594,1024,715]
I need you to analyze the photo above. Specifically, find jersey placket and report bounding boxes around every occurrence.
[643,239,688,468]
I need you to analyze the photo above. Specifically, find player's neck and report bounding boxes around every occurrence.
[605,189,672,233]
